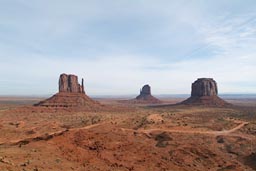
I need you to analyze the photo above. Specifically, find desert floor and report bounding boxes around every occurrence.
[0,97,256,171]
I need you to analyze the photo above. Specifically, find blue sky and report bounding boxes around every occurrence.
[0,0,256,96]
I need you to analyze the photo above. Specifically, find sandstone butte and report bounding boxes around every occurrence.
[34,73,102,109]
[133,84,162,104]
[180,78,230,106]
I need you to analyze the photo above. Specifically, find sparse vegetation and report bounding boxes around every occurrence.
[0,98,256,170]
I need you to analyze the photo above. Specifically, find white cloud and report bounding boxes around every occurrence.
[0,1,256,95]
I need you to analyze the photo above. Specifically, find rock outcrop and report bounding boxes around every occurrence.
[35,73,102,109]
[181,78,229,106]
[191,78,218,97]
[138,85,151,96]
[134,84,161,104]
[59,74,84,93]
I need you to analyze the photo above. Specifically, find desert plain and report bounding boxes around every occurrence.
[0,96,256,171]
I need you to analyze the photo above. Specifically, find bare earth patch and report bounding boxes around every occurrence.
[0,98,256,171]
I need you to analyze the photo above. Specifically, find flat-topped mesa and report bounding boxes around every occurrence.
[59,74,85,93]
[191,78,218,97]
[180,78,230,106]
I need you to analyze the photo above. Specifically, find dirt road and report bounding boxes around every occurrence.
[0,119,251,146]
[121,119,250,138]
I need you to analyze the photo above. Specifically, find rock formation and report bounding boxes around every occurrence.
[137,85,151,97]
[191,78,218,97]
[181,78,229,106]
[59,74,84,93]
[134,84,161,104]
[35,73,102,109]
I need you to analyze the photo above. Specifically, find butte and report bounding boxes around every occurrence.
[132,84,161,104]
[35,73,102,109]
[180,78,230,106]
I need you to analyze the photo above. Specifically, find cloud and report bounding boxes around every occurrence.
[0,1,256,95]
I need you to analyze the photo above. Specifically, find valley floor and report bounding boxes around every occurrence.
[0,98,256,171]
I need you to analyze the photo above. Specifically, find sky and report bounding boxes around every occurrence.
[0,0,256,96]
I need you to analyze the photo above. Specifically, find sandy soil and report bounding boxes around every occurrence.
[0,98,256,171]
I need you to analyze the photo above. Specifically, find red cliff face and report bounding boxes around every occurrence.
[35,73,102,109]
[59,74,84,93]
[181,78,230,106]
[191,78,218,97]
